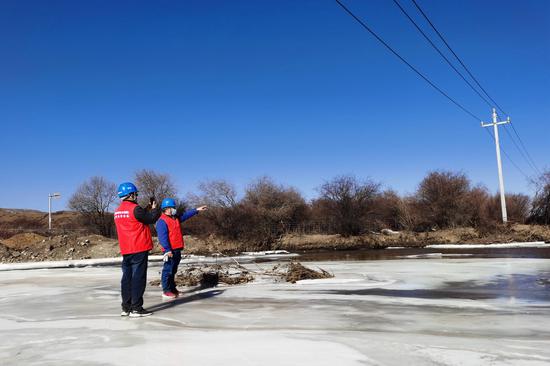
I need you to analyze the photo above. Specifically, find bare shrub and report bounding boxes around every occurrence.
[186,177,308,249]
[240,177,308,246]
[486,193,530,224]
[461,185,491,228]
[185,179,238,238]
[528,170,550,225]
[414,171,473,229]
[317,175,381,236]
[396,196,419,231]
[68,176,117,236]
[372,189,417,231]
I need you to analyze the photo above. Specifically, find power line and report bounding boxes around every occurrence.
[410,0,505,114]
[334,0,482,121]
[505,123,542,174]
[334,0,531,181]
[484,128,531,180]
[393,0,539,175]
[391,0,493,109]
[502,123,541,174]
[410,0,542,175]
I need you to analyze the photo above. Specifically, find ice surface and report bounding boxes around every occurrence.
[0,258,549,365]
[0,252,299,271]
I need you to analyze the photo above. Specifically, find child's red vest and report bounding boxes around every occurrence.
[114,200,153,255]
[160,213,185,251]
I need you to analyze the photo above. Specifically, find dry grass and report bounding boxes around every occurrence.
[284,262,333,283]
[149,264,254,288]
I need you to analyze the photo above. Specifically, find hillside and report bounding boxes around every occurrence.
[0,208,85,239]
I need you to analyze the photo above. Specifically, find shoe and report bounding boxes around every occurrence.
[121,310,130,317]
[162,291,177,299]
[172,289,180,298]
[129,308,153,318]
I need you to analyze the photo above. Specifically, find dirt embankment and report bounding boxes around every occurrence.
[0,233,125,263]
[1,224,549,263]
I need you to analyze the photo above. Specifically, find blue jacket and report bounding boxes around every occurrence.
[156,209,198,252]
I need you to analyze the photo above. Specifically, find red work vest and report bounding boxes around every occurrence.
[114,200,153,255]
[159,213,184,251]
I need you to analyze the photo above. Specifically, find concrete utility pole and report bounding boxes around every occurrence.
[48,193,61,230]
[481,108,510,223]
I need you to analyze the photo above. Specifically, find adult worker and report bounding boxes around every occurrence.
[156,198,207,299]
[114,182,161,317]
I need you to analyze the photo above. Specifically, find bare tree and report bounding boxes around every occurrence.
[244,177,304,209]
[190,179,238,208]
[184,179,238,239]
[317,175,381,236]
[134,169,178,206]
[529,170,550,225]
[68,176,117,236]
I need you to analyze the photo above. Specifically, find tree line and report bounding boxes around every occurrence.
[69,169,550,244]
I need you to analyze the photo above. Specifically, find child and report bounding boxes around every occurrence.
[156,198,207,299]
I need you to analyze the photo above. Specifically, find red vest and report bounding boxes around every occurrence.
[114,201,153,255]
[160,213,184,251]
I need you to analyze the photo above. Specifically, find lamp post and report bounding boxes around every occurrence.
[48,193,61,231]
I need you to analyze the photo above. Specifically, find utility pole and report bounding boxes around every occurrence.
[48,193,61,231]
[481,108,510,223]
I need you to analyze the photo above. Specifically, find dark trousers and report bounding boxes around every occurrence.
[161,249,182,292]
[121,251,149,311]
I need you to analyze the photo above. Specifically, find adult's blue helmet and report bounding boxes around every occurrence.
[161,198,177,209]
[117,182,138,198]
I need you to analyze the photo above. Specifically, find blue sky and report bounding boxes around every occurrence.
[0,0,548,211]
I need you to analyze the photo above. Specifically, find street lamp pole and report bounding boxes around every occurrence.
[48,193,61,231]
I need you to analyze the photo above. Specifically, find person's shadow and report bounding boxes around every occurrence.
[147,286,224,313]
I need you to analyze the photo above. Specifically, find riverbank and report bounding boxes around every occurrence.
[1,224,549,263]
[185,224,550,253]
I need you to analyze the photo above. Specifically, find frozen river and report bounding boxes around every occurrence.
[1,256,549,365]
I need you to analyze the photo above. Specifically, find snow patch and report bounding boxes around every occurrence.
[0,253,299,271]
[425,241,549,249]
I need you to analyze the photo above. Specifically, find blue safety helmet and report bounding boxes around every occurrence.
[117,182,138,198]
[161,198,177,209]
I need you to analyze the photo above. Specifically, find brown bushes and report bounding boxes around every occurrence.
[183,172,536,242]
[486,193,530,224]
[62,170,544,241]
[528,170,550,225]
[187,177,308,249]
[413,171,473,229]
[314,175,380,236]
